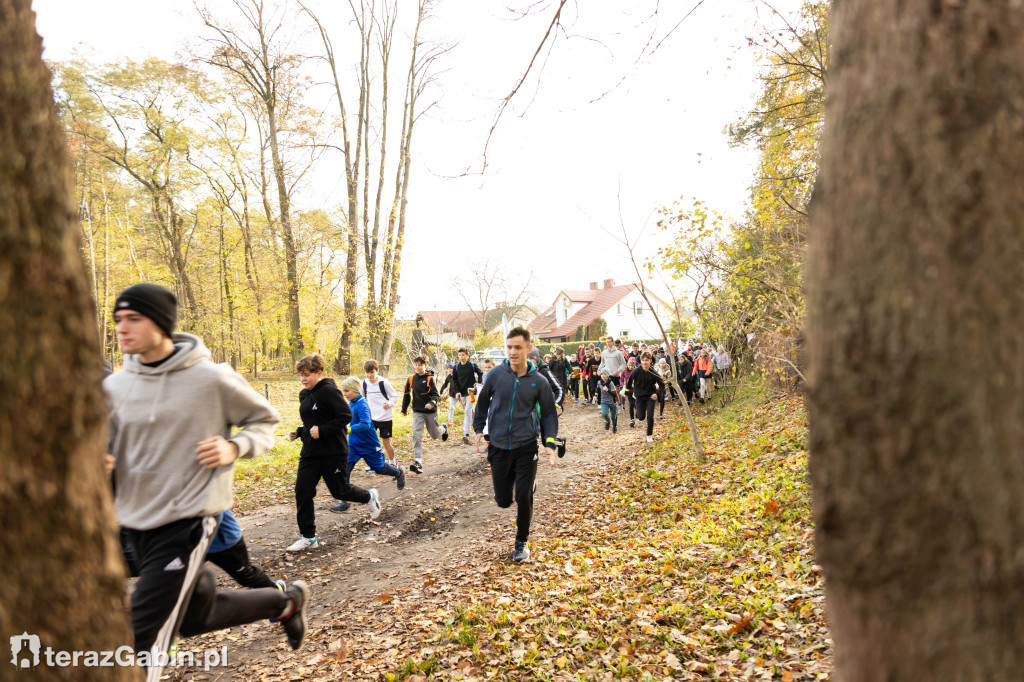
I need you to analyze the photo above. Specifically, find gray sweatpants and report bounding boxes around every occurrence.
[459,396,474,437]
[412,411,441,462]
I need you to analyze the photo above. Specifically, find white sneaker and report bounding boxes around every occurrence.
[286,536,318,552]
[646,436,653,443]
[367,489,382,520]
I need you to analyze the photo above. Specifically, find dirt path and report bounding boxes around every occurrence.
[170,397,672,680]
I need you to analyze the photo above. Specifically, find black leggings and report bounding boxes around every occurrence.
[295,456,371,538]
[635,396,657,436]
[488,442,539,544]
[207,537,277,589]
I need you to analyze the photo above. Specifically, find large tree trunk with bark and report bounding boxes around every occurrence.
[0,1,134,678]
[807,2,1024,679]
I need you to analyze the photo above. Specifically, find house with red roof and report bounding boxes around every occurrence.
[415,306,536,345]
[532,279,676,342]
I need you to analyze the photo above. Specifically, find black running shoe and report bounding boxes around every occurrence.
[410,461,423,474]
[279,580,309,651]
[441,424,449,441]
[512,541,529,563]
[396,465,406,490]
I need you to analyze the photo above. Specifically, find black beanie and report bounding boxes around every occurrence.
[114,283,178,338]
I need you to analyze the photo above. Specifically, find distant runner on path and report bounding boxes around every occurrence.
[473,326,559,563]
[402,355,449,473]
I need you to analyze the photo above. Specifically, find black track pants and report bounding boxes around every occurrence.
[635,396,657,436]
[125,517,287,681]
[488,442,539,544]
[295,456,371,538]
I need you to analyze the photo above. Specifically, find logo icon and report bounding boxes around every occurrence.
[10,633,40,670]
[164,557,185,571]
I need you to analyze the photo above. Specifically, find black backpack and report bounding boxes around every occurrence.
[363,379,390,400]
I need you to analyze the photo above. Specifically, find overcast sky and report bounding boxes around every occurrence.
[33,0,802,319]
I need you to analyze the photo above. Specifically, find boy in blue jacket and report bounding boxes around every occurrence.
[339,376,406,490]
[473,326,559,563]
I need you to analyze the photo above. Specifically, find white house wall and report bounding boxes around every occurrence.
[604,291,675,340]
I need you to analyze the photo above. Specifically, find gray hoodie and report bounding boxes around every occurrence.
[599,347,627,376]
[104,334,280,530]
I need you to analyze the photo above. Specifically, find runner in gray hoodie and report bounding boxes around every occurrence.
[598,335,627,388]
[105,283,309,680]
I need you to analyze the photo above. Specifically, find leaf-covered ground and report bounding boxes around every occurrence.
[272,384,831,681]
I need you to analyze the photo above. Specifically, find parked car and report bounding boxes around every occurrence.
[474,347,507,365]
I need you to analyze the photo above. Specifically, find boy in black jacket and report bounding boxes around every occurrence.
[623,351,666,442]
[402,356,448,473]
[474,327,559,563]
[287,354,381,550]
[449,347,483,444]
[547,348,571,408]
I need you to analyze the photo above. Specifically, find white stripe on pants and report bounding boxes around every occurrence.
[147,515,219,682]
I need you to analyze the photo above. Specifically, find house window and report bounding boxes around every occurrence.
[617,304,623,315]
[634,301,644,315]
[620,330,630,339]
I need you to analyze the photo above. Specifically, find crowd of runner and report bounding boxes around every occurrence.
[102,282,731,677]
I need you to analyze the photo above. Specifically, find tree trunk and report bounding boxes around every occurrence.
[266,103,302,363]
[336,2,370,377]
[0,1,135,677]
[807,2,1024,679]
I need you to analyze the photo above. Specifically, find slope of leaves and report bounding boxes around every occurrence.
[275,383,830,681]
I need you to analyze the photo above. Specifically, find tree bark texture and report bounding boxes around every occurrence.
[808,2,1024,680]
[0,0,135,678]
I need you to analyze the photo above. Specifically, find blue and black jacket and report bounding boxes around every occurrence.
[473,360,559,451]
[346,393,383,462]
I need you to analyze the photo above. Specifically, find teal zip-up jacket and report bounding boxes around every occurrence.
[473,360,559,450]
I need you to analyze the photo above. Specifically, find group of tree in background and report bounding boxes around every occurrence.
[656,0,826,389]
[55,0,827,384]
[55,0,440,374]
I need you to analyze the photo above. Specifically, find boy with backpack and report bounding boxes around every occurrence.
[449,347,483,445]
[597,370,621,433]
[402,356,449,473]
[363,359,400,466]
